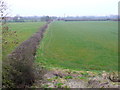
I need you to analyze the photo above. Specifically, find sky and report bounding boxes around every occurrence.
[6,0,120,17]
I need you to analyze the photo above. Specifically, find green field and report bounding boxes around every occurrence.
[3,22,45,60]
[35,21,118,71]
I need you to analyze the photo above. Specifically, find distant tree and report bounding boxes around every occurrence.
[45,16,50,21]
[41,16,51,22]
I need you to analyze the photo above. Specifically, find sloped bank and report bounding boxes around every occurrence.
[2,22,51,88]
[40,68,119,88]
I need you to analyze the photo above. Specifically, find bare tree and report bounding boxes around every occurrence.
[0,0,8,33]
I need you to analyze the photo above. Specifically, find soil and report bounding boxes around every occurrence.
[39,68,120,88]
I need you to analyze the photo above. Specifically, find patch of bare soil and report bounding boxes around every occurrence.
[39,68,119,88]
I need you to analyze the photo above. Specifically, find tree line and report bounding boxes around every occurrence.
[6,15,57,22]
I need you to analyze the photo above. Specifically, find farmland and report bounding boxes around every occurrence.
[35,21,118,72]
[1,0,119,88]
[2,22,45,60]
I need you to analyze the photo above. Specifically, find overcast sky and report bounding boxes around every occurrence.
[6,0,119,17]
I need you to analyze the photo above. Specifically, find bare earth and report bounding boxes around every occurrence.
[34,68,119,88]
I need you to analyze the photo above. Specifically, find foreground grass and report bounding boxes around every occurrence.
[35,21,118,72]
[3,22,45,60]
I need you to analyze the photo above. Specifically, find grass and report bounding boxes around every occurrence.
[35,21,118,72]
[3,22,45,60]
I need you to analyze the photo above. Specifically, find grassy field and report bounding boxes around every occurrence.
[3,22,45,60]
[35,21,118,72]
